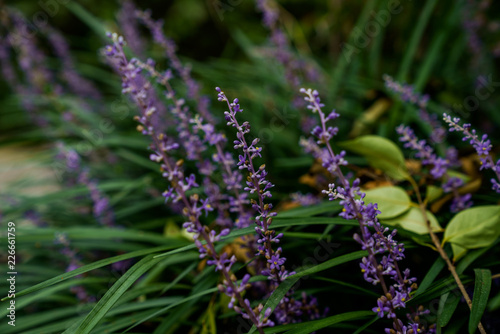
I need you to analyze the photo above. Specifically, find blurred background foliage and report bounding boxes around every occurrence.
[1,0,499,203]
[0,0,500,333]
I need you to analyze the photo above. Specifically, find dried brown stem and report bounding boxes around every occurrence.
[408,177,486,334]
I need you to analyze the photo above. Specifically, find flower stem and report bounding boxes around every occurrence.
[408,176,486,334]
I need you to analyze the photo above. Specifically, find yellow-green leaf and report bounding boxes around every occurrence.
[426,185,444,203]
[443,206,500,249]
[451,243,468,262]
[339,135,409,180]
[364,186,411,219]
[381,207,443,235]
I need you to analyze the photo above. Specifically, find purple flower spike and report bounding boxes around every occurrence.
[443,113,500,193]
[373,299,391,318]
[300,87,435,334]
[396,125,449,179]
[118,0,146,57]
[384,75,445,143]
[105,33,268,334]
[136,9,214,124]
[217,87,291,280]
[396,125,473,212]
[218,87,324,325]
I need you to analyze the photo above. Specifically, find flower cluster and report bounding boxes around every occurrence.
[443,177,473,212]
[443,113,500,193]
[217,88,289,281]
[128,56,253,230]
[135,9,213,124]
[114,3,253,229]
[218,88,324,325]
[105,33,272,333]
[383,75,429,109]
[396,125,472,212]
[300,88,434,334]
[108,33,320,324]
[0,10,53,126]
[0,8,105,129]
[383,75,445,143]
[117,0,146,57]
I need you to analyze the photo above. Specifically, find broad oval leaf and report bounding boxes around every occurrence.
[364,186,411,219]
[339,135,409,180]
[426,185,444,203]
[443,206,500,249]
[381,207,443,235]
[451,243,468,262]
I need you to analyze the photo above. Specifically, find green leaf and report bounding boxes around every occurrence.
[437,292,461,327]
[353,316,379,334]
[397,0,438,81]
[62,255,163,334]
[277,201,341,218]
[488,291,500,312]
[444,206,500,250]
[381,207,443,235]
[292,250,368,280]
[65,2,109,39]
[330,0,377,99]
[469,269,492,333]
[2,244,180,301]
[414,257,446,297]
[0,306,84,333]
[409,276,473,306]
[93,308,167,334]
[451,244,468,262]
[248,277,301,334]
[414,0,459,91]
[0,278,106,318]
[281,311,373,334]
[125,287,218,332]
[271,217,356,227]
[363,186,411,219]
[155,217,356,259]
[456,245,495,275]
[339,135,409,180]
[13,227,181,245]
[314,277,379,297]
[116,148,159,172]
[426,185,444,203]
